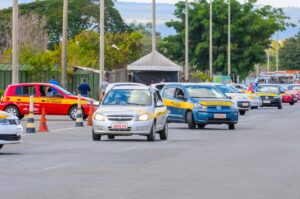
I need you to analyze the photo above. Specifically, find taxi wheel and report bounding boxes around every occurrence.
[197,124,206,129]
[92,130,101,141]
[159,123,168,141]
[239,110,246,116]
[187,112,196,129]
[107,135,115,139]
[147,122,156,142]
[0,145,3,150]
[228,124,235,130]
[4,105,20,118]
[289,102,294,105]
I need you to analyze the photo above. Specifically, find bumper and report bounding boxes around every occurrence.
[250,99,262,107]
[192,109,239,125]
[92,119,153,136]
[236,101,251,111]
[0,140,22,145]
[261,99,281,107]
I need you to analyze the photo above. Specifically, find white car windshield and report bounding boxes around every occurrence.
[256,86,279,93]
[103,89,152,106]
[216,85,240,94]
[186,86,227,99]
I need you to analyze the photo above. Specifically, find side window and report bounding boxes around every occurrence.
[163,87,176,99]
[154,91,164,107]
[15,86,36,96]
[174,88,185,100]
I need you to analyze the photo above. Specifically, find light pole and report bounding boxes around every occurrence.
[99,0,105,91]
[185,0,189,82]
[209,0,213,79]
[152,0,156,52]
[266,49,270,72]
[228,0,231,76]
[276,32,279,71]
[61,0,68,88]
[12,0,19,84]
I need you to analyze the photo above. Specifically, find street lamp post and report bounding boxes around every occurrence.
[228,0,231,76]
[12,0,19,84]
[99,0,105,92]
[152,0,156,52]
[61,0,68,88]
[209,0,213,79]
[185,0,189,82]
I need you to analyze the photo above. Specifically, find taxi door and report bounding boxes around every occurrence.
[161,87,177,121]
[14,85,40,114]
[171,87,187,122]
[37,85,65,115]
[154,91,167,131]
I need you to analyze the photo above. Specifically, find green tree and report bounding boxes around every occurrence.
[0,0,128,49]
[279,32,300,69]
[159,0,290,79]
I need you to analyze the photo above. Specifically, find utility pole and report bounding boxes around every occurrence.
[276,32,279,71]
[209,0,213,79]
[12,0,19,84]
[99,0,105,90]
[185,0,189,82]
[267,49,270,72]
[152,0,156,52]
[228,0,231,76]
[61,0,68,88]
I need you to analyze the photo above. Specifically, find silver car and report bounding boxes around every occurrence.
[0,111,23,150]
[92,85,168,141]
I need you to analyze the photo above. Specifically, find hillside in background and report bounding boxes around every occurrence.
[116,2,300,39]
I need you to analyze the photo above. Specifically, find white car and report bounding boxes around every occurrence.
[0,111,23,150]
[228,85,262,109]
[213,84,251,115]
[105,82,145,94]
[93,85,168,141]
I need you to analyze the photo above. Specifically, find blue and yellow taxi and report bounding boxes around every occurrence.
[161,83,239,130]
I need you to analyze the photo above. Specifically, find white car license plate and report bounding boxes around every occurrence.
[263,100,271,104]
[214,114,226,119]
[112,123,128,129]
[242,103,249,107]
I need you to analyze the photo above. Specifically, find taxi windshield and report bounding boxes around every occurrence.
[215,85,240,93]
[103,89,151,106]
[186,86,227,99]
[53,85,72,95]
[256,85,279,93]
[289,85,300,90]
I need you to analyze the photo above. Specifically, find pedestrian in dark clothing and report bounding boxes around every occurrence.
[78,79,91,97]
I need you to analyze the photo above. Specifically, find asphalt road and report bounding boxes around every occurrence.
[1,104,300,199]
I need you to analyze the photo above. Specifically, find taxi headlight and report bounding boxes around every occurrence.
[194,103,207,110]
[138,114,150,121]
[94,114,106,121]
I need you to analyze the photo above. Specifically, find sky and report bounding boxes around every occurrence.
[1,0,300,9]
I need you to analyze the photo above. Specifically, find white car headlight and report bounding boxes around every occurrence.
[138,114,150,121]
[94,114,106,121]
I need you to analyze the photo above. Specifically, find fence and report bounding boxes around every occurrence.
[0,70,103,99]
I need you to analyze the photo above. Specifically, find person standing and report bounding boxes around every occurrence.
[78,79,91,97]
[49,76,60,86]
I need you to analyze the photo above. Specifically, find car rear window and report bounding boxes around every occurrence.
[15,86,36,96]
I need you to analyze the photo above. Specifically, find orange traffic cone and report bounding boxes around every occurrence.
[39,107,49,132]
[87,101,95,126]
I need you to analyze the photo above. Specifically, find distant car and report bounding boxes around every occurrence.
[104,82,145,94]
[208,84,251,115]
[228,85,262,109]
[287,84,300,100]
[92,85,168,141]
[0,83,97,120]
[280,85,298,105]
[0,111,23,150]
[231,84,248,93]
[161,83,239,130]
[255,84,283,109]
